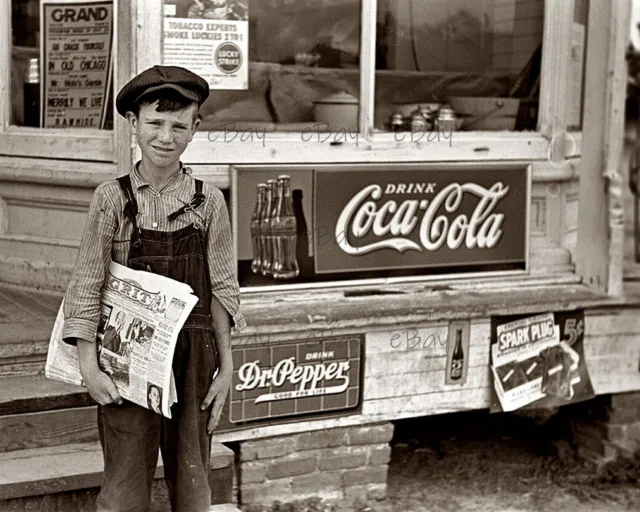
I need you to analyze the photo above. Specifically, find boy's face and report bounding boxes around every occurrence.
[128,101,200,172]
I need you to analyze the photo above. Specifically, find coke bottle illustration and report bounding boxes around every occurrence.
[251,184,266,273]
[293,189,312,276]
[260,179,276,276]
[272,175,299,279]
[269,179,282,277]
[450,328,464,380]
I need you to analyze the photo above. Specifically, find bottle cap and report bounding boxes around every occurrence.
[27,58,40,84]
[266,179,277,184]
[257,183,267,188]
[277,174,291,180]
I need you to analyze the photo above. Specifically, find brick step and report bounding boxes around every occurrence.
[0,441,235,505]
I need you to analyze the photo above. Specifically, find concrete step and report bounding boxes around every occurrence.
[0,441,235,505]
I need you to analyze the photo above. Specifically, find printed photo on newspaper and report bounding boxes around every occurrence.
[489,310,594,412]
[46,261,199,418]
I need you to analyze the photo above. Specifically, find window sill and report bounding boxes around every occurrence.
[182,130,581,166]
[0,156,116,186]
[0,127,113,161]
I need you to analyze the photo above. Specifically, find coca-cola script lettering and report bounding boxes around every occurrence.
[236,357,350,404]
[335,182,509,255]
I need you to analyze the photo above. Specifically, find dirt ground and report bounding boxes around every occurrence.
[249,410,640,512]
[363,410,639,512]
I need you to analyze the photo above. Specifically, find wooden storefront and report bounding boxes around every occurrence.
[1,0,639,508]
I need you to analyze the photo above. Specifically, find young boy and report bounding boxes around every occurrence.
[61,65,246,512]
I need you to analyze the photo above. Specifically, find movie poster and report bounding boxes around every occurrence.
[490,309,595,412]
[163,0,249,90]
[40,0,114,128]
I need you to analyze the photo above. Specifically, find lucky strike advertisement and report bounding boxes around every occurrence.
[232,164,529,288]
[162,0,249,90]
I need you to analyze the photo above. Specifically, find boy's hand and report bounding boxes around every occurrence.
[201,369,232,434]
[76,337,122,406]
[83,367,123,406]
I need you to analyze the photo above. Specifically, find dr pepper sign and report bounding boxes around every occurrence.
[313,165,529,274]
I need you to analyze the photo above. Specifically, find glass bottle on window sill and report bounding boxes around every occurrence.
[23,57,40,128]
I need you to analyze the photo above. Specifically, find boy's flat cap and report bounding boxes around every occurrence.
[116,65,209,117]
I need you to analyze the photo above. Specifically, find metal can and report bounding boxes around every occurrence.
[390,112,405,132]
[436,107,457,132]
[410,108,427,132]
[418,105,434,130]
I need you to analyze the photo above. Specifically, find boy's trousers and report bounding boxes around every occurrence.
[96,325,218,512]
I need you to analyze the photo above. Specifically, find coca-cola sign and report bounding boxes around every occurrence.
[313,165,529,274]
[213,333,364,432]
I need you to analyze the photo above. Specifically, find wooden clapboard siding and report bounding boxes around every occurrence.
[0,407,97,453]
[584,310,640,335]
[364,351,488,377]
[366,320,489,356]
[365,322,449,355]
[363,369,490,401]
[584,334,640,358]
[363,321,491,401]
[362,388,491,419]
[587,356,640,394]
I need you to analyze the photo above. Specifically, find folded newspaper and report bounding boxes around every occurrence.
[46,261,199,419]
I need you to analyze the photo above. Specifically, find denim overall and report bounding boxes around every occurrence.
[96,175,219,512]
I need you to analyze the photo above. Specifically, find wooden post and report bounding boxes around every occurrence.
[575,0,631,295]
[114,0,136,170]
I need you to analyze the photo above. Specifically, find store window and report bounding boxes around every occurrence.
[163,0,361,133]
[568,0,588,131]
[10,0,115,129]
[374,0,545,133]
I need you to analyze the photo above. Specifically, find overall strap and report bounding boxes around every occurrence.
[167,179,206,222]
[116,175,142,244]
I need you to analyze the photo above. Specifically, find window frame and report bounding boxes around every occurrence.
[0,0,133,162]
[141,0,583,166]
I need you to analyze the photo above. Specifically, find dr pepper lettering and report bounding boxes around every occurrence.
[235,357,350,392]
[335,182,509,255]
